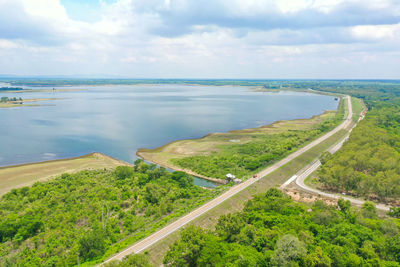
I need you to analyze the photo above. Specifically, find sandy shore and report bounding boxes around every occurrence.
[0,152,130,196]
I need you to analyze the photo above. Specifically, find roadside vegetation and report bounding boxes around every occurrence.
[121,189,400,266]
[318,105,400,205]
[0,161,224,266]
[304,83,400,206]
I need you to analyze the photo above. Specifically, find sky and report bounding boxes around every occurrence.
[0,0,400,79]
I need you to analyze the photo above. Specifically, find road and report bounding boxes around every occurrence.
[101,96,353,265]
[294,160,390,211]
[292,106,391,211]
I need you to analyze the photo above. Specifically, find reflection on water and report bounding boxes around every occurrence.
[0,85,337,186]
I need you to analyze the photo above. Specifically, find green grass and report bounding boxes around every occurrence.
[145,128,349,266]
[351,97,364,122]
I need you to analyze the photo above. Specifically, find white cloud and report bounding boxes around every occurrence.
[0,0,399,78]
[351,23,400,41]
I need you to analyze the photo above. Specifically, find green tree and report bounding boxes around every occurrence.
[271,234,306,266]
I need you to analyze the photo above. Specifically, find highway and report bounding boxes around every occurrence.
[101,96,354,265]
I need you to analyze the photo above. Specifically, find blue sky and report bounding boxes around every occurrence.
[60,0,116,22]
[0,0,400,79]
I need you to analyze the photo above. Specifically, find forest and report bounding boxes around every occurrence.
[117,189,400,266]
[309,81,400,204]
[318,105,400,203]
[0,160,224,266]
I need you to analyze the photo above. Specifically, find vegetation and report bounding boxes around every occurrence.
[0,87,23,91]
[0,96,22,102]
[169,101,344,180]
[318,106,400,203]
[0,152,128,196]
[0,161,223,266]
[163,189,400,266]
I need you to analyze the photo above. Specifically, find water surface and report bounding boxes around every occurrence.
[0,84,338,185]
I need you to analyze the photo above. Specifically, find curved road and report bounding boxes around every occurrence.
[101,96,354,265]
[292,105,391,211]
[294,160,390,211]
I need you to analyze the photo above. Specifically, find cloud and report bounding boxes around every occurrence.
[133,0,400,37]
[0,0,399,78]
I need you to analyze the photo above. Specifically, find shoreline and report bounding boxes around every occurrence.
[0,98,60,108]
[1,88,341,186]
[0,152,131,170]
[0,152,131,197]
[137,98,342,183]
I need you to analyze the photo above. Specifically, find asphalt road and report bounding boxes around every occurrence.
[101,96,354,265]
[292,102,391,211]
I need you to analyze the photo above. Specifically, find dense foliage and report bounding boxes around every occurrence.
[164,189,400,266]
[0,161,220,266]
[171,111,342,180]
[318,106,400,203]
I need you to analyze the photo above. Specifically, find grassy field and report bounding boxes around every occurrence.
[351,97,365,122]
[0,152,129,196]
[145,128,349,265]
[138,105,342,182]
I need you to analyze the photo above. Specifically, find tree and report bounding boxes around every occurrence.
[388,207,400,218]
[171,171,193,188]
[79,229,107,260]
[338,198,351,215]
[271,234,306,266]
[215,214,245,242]
[114,166,134,180]
[361,201,377,219]
[164,226,208,266]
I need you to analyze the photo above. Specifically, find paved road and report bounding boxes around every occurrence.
[294,160,390,211]
[101,96,353,265]
[291,99,390,211]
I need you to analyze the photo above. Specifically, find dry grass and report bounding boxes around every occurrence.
[0,152,130,196]
[138,110,338,172]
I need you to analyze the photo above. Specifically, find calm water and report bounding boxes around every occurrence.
[0,85,337,187]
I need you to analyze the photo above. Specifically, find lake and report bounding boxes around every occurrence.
[0,85,338,186]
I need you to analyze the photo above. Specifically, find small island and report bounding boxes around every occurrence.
[0,96,58,108]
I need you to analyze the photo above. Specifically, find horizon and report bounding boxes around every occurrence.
[1,76,400,82]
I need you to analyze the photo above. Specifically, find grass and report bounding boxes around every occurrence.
[138,107,341,181]
[0,152,129,196]
[351,97,365,122]
[144,128,349,265]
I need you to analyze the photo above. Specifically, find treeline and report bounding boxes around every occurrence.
[318,105,400,203]
[312,81,400,204]
[0,161,222,266]
[0,87,23,91]
[159,189,400,266]
[0,96,22,102]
